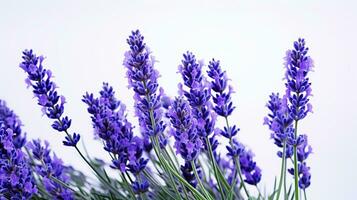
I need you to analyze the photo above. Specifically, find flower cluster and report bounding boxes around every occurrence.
[168,97,202,161]
[179,52,216,145]
[1,31,314,200]
[19,50,80,147]
[207,59,262,186]
[264,93,294,158]
[284,38,313,121]
[0,128,37,199]
[0,100,26,148]
[123,30,166,141]
[27,139,74,199]
[83,83,149,194]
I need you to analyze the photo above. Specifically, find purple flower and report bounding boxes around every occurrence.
[284,38,314,121]
[207,58,262,186]
[19,49,79,147]
[0,128,37,199]
[123,30,166,140]
[27,139,74,200]
[284,38,313,189]
[207,59,235,117]
[239,150,262,186]
[288,135,312,189]
[264,93,294,158]
[83,83,149,193]
[179,52,215,139]
[168,97,202,161]
[0,100,26,148]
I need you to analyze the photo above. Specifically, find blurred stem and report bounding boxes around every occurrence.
[121,173,136,200]
[303,189,307,200]
[293,120,299,200]
[276,140,287,200]
[205,137,226,199]
[191,160,213,200]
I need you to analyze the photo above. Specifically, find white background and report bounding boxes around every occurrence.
[0,0,356,199]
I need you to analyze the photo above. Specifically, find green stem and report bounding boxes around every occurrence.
[191,161,213,200]
[225,117,250,198]
[293,120,299,200]
[152,136,182,200]
[284,157,287,199]
[303,189,307,200]
[276,140,287,200]
[121,173,136,200]
[205,137,226,199]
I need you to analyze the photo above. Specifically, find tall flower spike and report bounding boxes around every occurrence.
[82,83,149,193]
[284,38,313,121]
[0,100,26,148]
[0,128,37,199]
[168,97,202,187]
[284,38,313,192]
[207,58,262,188]
[168,97,202,161]
[179,52,216,150]
[27,139,74,199]
[264,93,294,158]
[123,30,166,146]
[19,50,80,147]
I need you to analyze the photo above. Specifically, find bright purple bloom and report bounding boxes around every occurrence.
[82,83,149,192]
[264,93,294,158]
[19,50,79,147]
[284,38,313,189]
[0,128,37,199]
[27,139,74,200]
[123,30,166,141]
[0,100,26,148]
[239,150,262,186]
[288,135,312,189]
[207,59,235,117]
[168,97,202,161]
[207,58,262,186]
[284,38,313,121]
[179,52,215,140]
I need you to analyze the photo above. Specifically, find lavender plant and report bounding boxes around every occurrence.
[0,30,313,200]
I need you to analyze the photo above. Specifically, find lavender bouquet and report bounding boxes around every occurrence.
[0,30,313,200]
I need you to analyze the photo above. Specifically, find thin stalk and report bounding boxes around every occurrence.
[293,120,299,200]
[191,161,213,200]
[284,157,287,200]
[121,172,136,200]
[53,115,121,196]
[225,117,250,198]
[205,137,226,199]
[152,136,182,200]
[276,140,287,200]
[256,186,263,200]
[303,189,307,200]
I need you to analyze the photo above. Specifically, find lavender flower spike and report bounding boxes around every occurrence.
[123,30,166,139]
[82,83,149,194]
[207,59,262,191]
[27,139,74,200]
[284,38,314,121]
[179,52,215,140]
[0,100,26,148]
[0,128,37,199]
[284,38,314,199]
[168,97,203,187]
[19,50,80,147]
